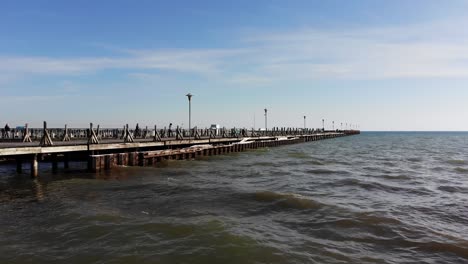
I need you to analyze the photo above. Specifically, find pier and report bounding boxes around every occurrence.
[0,122,360,177]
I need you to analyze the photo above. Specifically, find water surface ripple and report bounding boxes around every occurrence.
[1,132,468,263]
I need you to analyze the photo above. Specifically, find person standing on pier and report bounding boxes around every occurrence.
[135,123,141,138]
[4,124,10,139]
[168,123,173,138]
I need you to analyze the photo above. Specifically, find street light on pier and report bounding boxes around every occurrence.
[264,108,268,131]
[186,93,193,141]
[304,116,306,130]
[332,121,335,131]
[322,119,325,131]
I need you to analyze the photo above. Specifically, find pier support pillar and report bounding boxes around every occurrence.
[31,154,38,178]
[138,153,145,166]
[16,158,22,174]
[52,153,58,173]
[90,155,105,172]
[91,155,98,172]
[128,152,136,166]
[64,153,69,169]
[117,153,126,166]
[105,155,113,170]
[87,151,95,171]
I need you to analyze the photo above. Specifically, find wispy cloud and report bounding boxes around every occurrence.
[238,18,468,80]
[0,73,20,85]
[2,18,468,84]
[0,95,68,103]
[0,48,249,78]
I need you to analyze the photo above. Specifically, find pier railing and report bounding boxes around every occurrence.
[1,125,360,177]
[0,122,360,146]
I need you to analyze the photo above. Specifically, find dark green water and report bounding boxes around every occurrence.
[1,132,468,263]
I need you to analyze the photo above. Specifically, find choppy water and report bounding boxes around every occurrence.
[1,132,468,263]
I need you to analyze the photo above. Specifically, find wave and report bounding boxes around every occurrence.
[446,159,467,165]
[348,231,468,260]
[78,213,127,223]
[438,185,468,194]
[248,161,278,167]
[321,213,402,231]
[305,169,350,175]
[137,219,288,261]
[417,240,468,259]
[381,161,397,167]
[382,174,412,180]
[307,160,325,166]
[454,167,468,174]
[286,152,310,159]
[253,191,324,210]
[247,160,312,169]
[431,166,445,172]
[407,157,423,163]
[354,212,402,226]
[331,160,353,166]
[362,166,395,175]
[333,178,432,196]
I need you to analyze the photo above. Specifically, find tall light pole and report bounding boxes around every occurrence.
[186,93,193,140]
[264,108,268,131]
[341,122,343,131]
[332,121,335,131]
[304,116,306,130]
[322,119,325,131]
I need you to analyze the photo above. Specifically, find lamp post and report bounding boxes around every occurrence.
[264,108,268,131]
[322,119,325,131]
[304,116,306,130]
[332,121,335,131]
[186,93,193,141]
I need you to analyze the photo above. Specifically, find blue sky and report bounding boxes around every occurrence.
[1,0,468,130]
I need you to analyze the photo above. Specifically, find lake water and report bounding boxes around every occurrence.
[1,132,468,263]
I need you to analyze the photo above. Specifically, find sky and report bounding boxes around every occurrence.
[1,0,468,131]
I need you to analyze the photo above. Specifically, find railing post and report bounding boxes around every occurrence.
[87,123,99,144]
[22,123,32,143]
[62,124,71,141]
[153,125,162,142]
[123,124,134,143]
[40,121,53,146]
